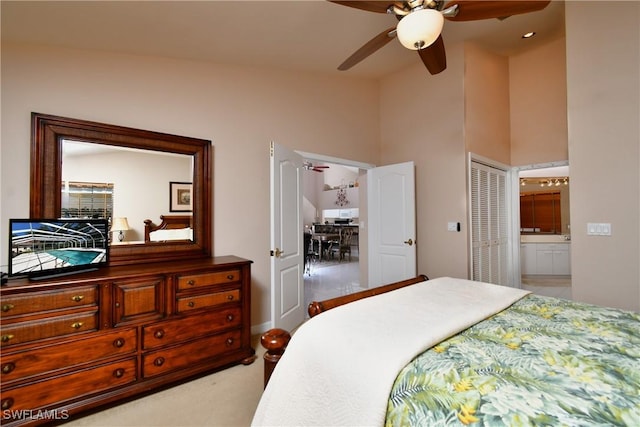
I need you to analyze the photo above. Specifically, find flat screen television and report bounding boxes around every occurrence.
[9,218,109,280]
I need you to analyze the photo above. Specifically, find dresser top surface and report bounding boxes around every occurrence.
[2,255,251,292]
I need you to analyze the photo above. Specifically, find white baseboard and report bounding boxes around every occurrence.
[251,321,272,336]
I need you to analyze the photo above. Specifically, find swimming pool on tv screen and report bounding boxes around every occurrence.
[46,249,105,265]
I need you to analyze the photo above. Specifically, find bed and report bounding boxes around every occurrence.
[253,276,640,426]
[143,215,193,242]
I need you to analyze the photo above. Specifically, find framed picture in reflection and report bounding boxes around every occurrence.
[170,181,192,212]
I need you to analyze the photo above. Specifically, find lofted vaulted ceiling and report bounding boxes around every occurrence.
[2,1,565,79]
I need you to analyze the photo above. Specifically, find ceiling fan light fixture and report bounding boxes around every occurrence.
[396,8,444,50]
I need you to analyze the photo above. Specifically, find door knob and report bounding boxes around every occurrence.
[404,239,413,246]
[270,248,284,258]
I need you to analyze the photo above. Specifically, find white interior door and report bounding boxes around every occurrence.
[270,142,305,331]
[367,161,417,288]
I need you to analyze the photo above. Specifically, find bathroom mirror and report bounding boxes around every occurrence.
[519,166,570,235]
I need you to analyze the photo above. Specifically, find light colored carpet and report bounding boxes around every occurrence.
[66,336,265,427]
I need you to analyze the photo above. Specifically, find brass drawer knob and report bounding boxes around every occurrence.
[188,301,195,308]
[113,368,125,378]
[187,279,196,286]
[1,335,14,343]
[226,274,234,280]
[71,322,84,330]
[227,295,234,301]
[225,337,234,347]
[113,338,125,348]
[154,357,165,367]
[154,330,165,339]
[1,398,14,410]
[71,295,85,302]
[2,362,16,374]
[226,314,234,322]
[1,304,15,313]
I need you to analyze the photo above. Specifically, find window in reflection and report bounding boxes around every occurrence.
[62,181,114,219]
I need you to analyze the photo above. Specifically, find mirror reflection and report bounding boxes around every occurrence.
[62,140,193,243]
[519,166,570,235]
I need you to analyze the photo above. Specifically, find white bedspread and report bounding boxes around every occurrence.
[149,227,192,241]
[251,277,530,427]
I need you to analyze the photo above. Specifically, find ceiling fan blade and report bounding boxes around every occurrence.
[418,35,446,75]
[338,27,397,71]
[328,1,396,14]
[443,1,550,21]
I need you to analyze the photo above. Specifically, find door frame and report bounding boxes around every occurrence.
[511,160,570,287]
[296,151,375,284]
[296,151,375,170]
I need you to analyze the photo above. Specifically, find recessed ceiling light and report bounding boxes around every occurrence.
[522,32,536,39]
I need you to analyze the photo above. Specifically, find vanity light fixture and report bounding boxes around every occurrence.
[523,177,569,188]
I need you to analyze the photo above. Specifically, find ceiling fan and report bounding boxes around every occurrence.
[303,161,330,172]
[329,0,551,75]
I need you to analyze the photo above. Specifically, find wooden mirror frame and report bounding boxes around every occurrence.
[30,113,212,266]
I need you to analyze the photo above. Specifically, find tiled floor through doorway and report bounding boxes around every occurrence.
[303,250,362,317]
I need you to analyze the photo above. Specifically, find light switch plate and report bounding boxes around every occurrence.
[447,222,459,232]
[587,222,612,236]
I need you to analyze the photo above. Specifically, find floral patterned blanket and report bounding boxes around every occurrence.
[386,294,640,426]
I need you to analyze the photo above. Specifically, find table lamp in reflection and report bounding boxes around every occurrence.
[112,217,130,242]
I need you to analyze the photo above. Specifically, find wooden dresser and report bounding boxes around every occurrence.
[0,256,255,426]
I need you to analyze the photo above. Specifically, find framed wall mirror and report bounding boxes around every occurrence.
[30,113,212,266]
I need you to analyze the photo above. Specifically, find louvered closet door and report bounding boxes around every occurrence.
[471,161,508,285]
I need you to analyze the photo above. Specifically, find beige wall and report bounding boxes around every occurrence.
[464,43,511,164]
[378,38,558,282]
[379,43,470,280]
[380,2,639,312]
[510,37,568,166]
[0,43,382,329]
[565,2,639,311]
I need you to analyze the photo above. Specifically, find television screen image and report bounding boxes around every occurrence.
[9,219,109,280]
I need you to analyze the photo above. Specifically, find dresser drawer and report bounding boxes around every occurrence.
[1,328,137,384]
[1,311,98,347]
[176,289,240,313]
[143,307,241,350]
[143,329,241,378]
[0,286,98,318]
[177,269,241,290]
[0,358,137,413]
